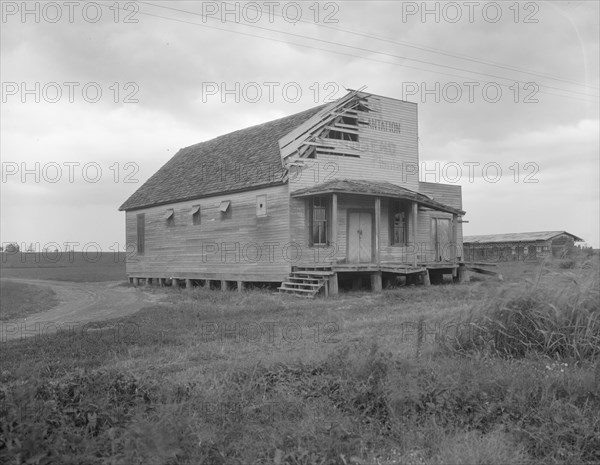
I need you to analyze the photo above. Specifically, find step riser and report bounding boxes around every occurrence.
[277,288,317,294]
[278,270,327,298]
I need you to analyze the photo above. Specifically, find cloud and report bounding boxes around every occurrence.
[1,1,598,248]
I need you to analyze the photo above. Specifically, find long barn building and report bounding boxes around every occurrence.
[119,91,467,296]
[463,231,584,262]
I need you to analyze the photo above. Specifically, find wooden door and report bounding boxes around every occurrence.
[348,212,373,263]
[432,218,451,261]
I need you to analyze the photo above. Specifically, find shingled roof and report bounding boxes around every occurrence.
[291,179,465,215]
[463,231,584,243]
[119,104,327,211]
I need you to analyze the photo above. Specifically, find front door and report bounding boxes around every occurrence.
[432,218,452,261]
[348,211,373,263]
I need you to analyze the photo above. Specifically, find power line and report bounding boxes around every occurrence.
[211,0,598,91]
[106,3,597,103]
[139,1,599,99]
[310,21,598,91]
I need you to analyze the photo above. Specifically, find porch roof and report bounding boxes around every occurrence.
[290,179,465,215]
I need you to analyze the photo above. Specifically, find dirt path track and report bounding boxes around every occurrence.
[1,279,163,341]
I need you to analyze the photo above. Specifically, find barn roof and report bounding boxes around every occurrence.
[463,231,584,244]
[119,104,327,211]
[291,179,465,215]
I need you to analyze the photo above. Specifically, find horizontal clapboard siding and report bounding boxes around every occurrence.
[290,97,419,191]
[418,181,462,209]
[289,192,462,266]
[290,194,420,265]
[122,93,465,279]
[288,196,337,266]
[125,184,291,281]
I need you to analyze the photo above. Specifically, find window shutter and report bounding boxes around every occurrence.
[136,214,145,254]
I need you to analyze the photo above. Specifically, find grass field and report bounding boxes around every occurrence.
[0,254,598,464]
[0,251,126,282]
[0,281,59,321]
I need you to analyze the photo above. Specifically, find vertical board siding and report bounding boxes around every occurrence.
[125,184,291,281]
[418,181,464,260]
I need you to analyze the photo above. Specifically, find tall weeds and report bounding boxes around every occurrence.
[450,260,600,361]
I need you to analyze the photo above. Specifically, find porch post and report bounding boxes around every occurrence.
[371,271,382,292]
[329,272,339,295]
[412,202,418,267]
[374,196,381,265]
[331,193,338,252]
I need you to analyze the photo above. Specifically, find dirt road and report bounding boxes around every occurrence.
[1,279,164,342]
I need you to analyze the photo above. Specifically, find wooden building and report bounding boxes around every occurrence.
[463,231,584,262]
[119,91,466,296]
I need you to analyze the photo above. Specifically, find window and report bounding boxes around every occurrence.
[390,201,409,246]
[164,208,174,226]
[309,197,329,246]
[190,205,201,225]
[220,200,231,220]
[256,195,267,217]
[136,213,145,254]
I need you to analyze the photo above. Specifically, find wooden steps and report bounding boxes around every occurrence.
[278,266,332,298]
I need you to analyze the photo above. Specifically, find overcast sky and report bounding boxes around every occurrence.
[1,0,598,252]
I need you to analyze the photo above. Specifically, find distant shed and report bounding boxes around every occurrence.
[463,231,584,262]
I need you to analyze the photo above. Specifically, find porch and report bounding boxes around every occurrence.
[277,262,467,297]
[291,179,465,264]
[281,180,466,296]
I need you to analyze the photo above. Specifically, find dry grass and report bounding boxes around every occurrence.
[0,280,59,321]
[0,255,598,464]
[447,257,600,361]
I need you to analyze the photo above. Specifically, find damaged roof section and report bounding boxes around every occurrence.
[291,179,465,216]
[279,89,375,162]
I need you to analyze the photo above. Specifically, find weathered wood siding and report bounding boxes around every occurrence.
[463,234,575,262]
[379,197,417,264]
[125,184,292,281]
[463,241,550,262]
[290,194,419,265]
[289,182,464,266]
[289,96,419,192]
[417,182,464,261]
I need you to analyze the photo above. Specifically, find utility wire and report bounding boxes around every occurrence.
[210,0,598,91]
[139,1,599,99]
[106,2,598,103]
